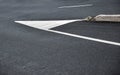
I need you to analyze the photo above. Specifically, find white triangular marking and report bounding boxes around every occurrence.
[15,20,120,46]
[15,20,80,30]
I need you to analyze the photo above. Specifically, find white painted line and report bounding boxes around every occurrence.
[58,4,93,8]
[47,30,120,46]
[15,20,120,46]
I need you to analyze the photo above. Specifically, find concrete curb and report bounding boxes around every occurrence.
[85,14,120,22]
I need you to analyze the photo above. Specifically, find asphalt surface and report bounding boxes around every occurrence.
[0,0,120,75]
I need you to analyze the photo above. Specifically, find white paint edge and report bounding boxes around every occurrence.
[58,4,93,8]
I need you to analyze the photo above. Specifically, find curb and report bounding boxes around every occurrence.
[85,14,120,22]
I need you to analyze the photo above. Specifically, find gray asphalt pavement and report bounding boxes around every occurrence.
[0,0,120,75]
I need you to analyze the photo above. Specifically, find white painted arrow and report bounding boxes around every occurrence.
[15,20,120,46]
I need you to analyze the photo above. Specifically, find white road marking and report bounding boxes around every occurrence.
[15,20,120,46]
[47,30,120,46]
[15,19,83,30]
[58,4,93,8]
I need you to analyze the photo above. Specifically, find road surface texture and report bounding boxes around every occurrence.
[0,0,120,75]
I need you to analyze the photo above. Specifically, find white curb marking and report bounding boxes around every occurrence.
[58,4,93,8]
[15,20,120,46]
